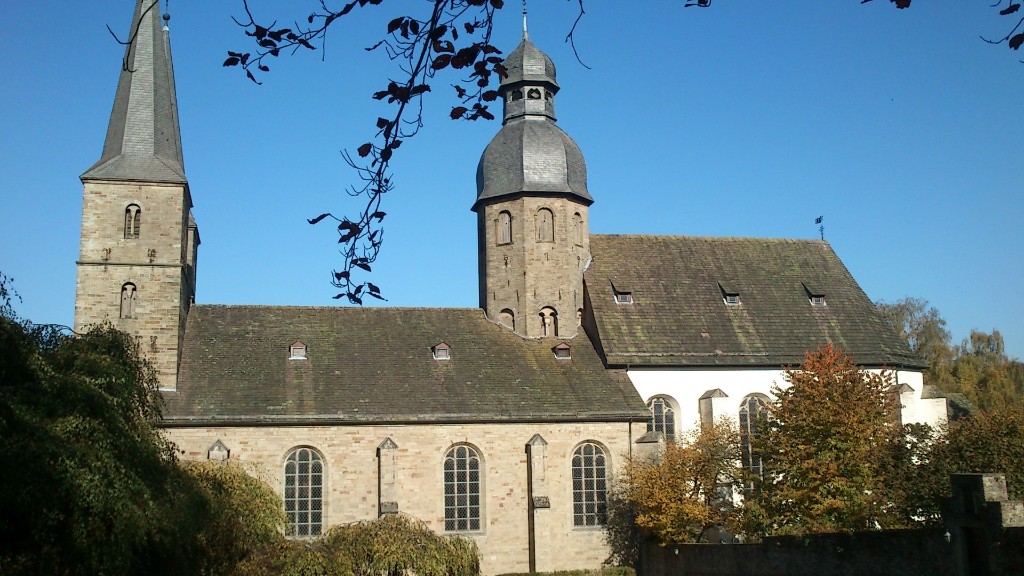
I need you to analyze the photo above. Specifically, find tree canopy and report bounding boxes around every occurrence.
[0,274,282,576]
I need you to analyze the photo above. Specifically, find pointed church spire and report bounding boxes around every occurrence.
[82,0,186,184]
[522,0,529,40]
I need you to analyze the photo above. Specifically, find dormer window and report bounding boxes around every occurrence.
[803,283,826,306]
[612,281,633,305]
[432,342,451,360]
[719,281,741,306]
[289,341,307,360]
[553,342,571,360]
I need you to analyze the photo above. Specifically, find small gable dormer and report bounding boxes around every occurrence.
[611,280,633,304]
[718,281,741,306]
[432,342,451,360]
[552,342,571,360]
[289,341,307,360]
[803,282,827,306]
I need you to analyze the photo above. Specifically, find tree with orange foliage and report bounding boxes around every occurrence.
[742,344,910,536]
[620,419,743,544]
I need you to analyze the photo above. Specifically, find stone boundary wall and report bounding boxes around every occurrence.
[641,528,1024,576]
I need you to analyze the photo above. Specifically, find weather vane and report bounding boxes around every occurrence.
[522,0,529,38]
[815,215,825,241]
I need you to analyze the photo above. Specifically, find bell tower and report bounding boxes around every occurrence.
[74,0,198,391]
[473,28,592,339]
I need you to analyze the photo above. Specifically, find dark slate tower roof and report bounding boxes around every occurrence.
[474,33,591,210]
[82,0,186,184]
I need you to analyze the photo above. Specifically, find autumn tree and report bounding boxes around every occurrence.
[742,344,918,536]
[877,297,1024,412]
[618,419,744,544]
[929,400,1024,501]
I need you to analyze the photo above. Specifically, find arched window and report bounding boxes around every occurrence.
[647,396,676,442]
[124,204,141,239]
[739,394,769,478]
[572,212,583,246]
[527,88,542,100]
[510,89,523,101]
[540,307,558,337]
[572,442,608,526]
[537,208,554,243]
[498,308,515,330]
[119,283,137,319]
[284,447,324,537]
[444,444,482,531]
[497,211,512,245]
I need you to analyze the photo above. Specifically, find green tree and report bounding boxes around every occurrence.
[234,513,480,576]
[743,344,915,536]
[618,419,743,544]
[182,460,286,576]
[876,297,956,391]
[0,274,283,576]
[929,400,1024,500]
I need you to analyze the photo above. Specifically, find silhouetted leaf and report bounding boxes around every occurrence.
[1000,3,1020,15]
[380,147,392,162]
[371,211,386,221]
[258,65,270,72]
[308,213,331,225]
[223,57,240,67]
[482,90,499,102]
[348,293,363,305]
[1011,33,1024,50]
[368,282,381,294]
[354,261,372,272]
[450,106,468,119]
[367,292,386,300]
[387,17,404,34]
[357,143,373,157]
[490,0,504,8]
[376,117,390,129]
[432,54,452,70]
[409,20,420,35]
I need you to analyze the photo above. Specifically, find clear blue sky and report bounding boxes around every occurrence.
[1,1,1021,360]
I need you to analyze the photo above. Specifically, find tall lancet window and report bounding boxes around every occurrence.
[497,211,512,245]
[120,283,137,319]
[573,212,583,246]
[537,208,554,243]
[124,204,141,239]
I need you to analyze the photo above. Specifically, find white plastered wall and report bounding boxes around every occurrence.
[627,367,947,433]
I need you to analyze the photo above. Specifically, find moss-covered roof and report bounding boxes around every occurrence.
[163,306,647,426]
[585,235,922,368]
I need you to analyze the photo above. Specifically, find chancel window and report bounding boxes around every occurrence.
[537,208,554,243]
[284,447,324,537]
[124,204,141,239]
[572,442,608,526]
[119,283,137,319]
[647,396,676,442]
[444,445,482,531]
[497,211,512,245]
[739,395,769,479]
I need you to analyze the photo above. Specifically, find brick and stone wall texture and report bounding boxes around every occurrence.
[75,181,194,390]
[478,197,590,339]
[166,420,644,575]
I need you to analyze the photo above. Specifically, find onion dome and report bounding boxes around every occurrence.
[473,36,590,210]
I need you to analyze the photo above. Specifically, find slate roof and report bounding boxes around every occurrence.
[474,118,591,209]
[585,235,922,368]
[82,0,187,184]
[162,306,647,426]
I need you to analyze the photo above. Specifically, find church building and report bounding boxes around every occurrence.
[73,2,947,574]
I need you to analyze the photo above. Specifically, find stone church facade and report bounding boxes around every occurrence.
[74,2,946,574]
